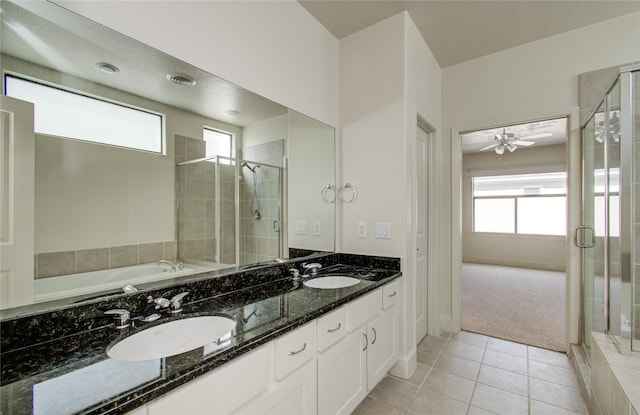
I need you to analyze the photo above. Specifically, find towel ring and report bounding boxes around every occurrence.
[338,183,358,203]
[321,184,336,203]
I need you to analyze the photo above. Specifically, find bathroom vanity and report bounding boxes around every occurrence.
[0,253,401,415]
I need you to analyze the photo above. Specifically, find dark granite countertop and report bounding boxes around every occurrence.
[0,254,401,415]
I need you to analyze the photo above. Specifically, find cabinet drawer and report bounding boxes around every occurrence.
[347,289,382,332]
[382,280,399,310]
[317,306,347,352]
[274,322,316,380]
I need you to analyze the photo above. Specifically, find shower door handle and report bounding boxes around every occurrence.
[273,219,281,233]
[574,225,596,248]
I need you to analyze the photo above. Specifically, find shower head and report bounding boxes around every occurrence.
[241,162,260,173]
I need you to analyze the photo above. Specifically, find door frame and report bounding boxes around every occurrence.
[415,117,437,342]
[450,113,581,351]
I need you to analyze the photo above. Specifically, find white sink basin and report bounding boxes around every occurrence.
[107,315,236,361]
[303,276,361,289]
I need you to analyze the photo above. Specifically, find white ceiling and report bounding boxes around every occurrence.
[1,0,288,127]
[460,117,568,154]
[299,0,640,67]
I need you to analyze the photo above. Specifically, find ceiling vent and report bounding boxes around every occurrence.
[166,74,196,87]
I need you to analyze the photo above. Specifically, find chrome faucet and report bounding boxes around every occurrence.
[169,292,189,314]
[302,262,322,276]
[105,309,131,329]
[157,260,184,272]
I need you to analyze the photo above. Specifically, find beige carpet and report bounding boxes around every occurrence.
[462,263,566,352]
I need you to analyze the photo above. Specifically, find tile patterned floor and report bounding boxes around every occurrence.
[353,331,587,415]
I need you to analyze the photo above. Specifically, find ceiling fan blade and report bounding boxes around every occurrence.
[512,140,535,146]
[480,143,499,151]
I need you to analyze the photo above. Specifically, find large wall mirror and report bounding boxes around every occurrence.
[0,0,335,315]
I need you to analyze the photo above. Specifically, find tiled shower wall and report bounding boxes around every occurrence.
[175,135,224,264]
[34,242,177,279]
[240,140,284,265]
[175,135,283,266]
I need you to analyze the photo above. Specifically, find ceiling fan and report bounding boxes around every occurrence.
[480,128,549,154]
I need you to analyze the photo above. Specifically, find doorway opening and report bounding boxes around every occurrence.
[459,116,569,351]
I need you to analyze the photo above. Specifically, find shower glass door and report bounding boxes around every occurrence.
[177,156,282,268]
[579,67,639,357]
[580,101,607,359]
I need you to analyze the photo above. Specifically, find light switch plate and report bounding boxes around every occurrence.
[375,222,392,239]
[313,221,321,236]
[296,220,307,235]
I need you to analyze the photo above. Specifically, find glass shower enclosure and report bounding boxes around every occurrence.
[578,65,639,357]
[176,156,282,268]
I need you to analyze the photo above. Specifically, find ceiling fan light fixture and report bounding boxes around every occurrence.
[495,144,505,155]
[507,143,517,152]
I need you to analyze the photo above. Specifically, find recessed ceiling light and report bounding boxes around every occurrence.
[96,62,119,74]
[225,110,240,116]
[166,73,196,87]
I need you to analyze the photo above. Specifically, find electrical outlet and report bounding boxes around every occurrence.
[313,221,321,236]
[358,222,367,238]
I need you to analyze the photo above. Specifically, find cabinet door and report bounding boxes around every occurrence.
[317,330,367,415]
[235,359,316,415]
[366,307,398,390]
[148,344,272,415]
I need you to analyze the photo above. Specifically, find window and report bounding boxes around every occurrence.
[203,127,233,163]
[4,74,164,153]
[472,172,566,236]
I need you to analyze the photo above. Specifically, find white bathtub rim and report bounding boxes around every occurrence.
[33,263,195,303]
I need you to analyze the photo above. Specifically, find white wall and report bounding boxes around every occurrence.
[242,116,287,149]
[340,13,405,257]
[52,0,339,128]
[442,11,640,344]
[340,11,442,378]
[288,111,336,252]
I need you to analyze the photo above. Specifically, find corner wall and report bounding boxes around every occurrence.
[339,11,442,378]
[443,11,640,345]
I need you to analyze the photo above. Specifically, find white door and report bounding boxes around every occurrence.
[415,127,428,342]
[0,95,35,309]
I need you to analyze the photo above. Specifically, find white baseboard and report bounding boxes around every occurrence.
[389,347,416,379]
[462,256,566,272]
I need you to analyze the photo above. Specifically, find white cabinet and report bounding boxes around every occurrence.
[274,322,316,380]
[316,307,347,352]
[148,343,272,415]
[127,281,399,415]
[317,286,399,415]
[366,307,397,388]
[146,322,317,415]
[238,322,317,415]
[317,328,367,415]
[235,359,317,415]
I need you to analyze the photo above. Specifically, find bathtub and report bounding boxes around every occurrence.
[34,263,195,303]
